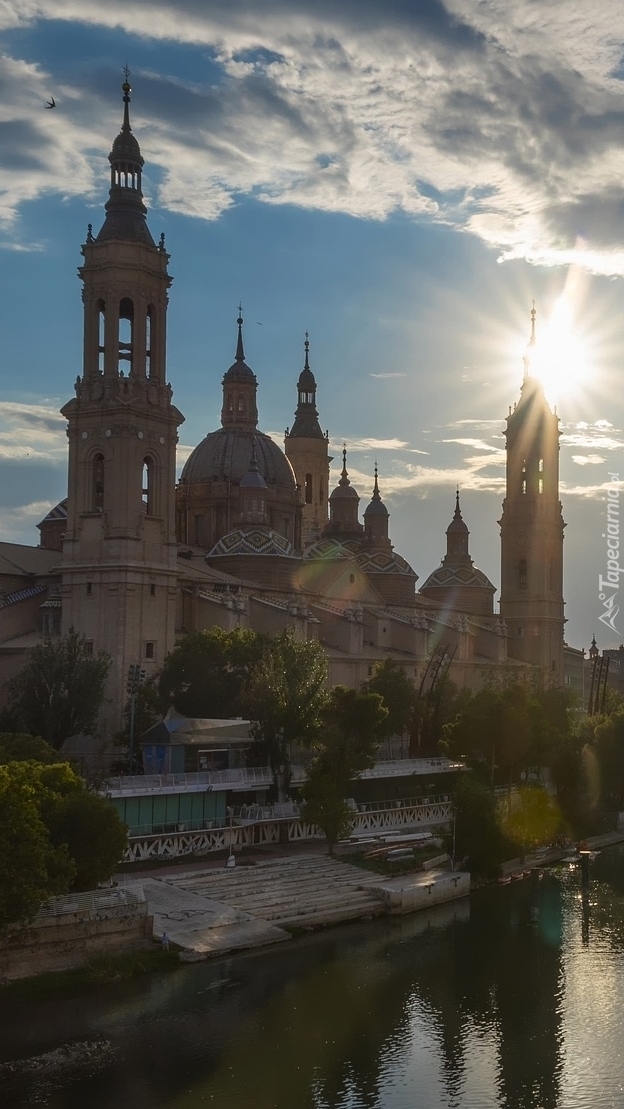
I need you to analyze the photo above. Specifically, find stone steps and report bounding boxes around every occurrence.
[162,856,383,929]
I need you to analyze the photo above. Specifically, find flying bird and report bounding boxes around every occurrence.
[45,96,56,109]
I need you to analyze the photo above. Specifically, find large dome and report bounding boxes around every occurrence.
[180,428,297,490]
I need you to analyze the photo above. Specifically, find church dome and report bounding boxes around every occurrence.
[180,428,296,490]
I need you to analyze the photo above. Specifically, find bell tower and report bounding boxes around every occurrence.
[499,307,565,685]
[61,77,184,734]
[284,334,330,546]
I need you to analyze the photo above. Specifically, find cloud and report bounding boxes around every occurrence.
[3,2,624,269]
[0,499,59,542]
[0,400,66,460]
[571,454,606,467]
[442,437,503,453]
[369,372,407,379]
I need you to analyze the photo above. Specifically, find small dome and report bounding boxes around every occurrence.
[297,367,316,391]
[364,467,388,517]
[223,358,256,384]
[110,128,142,165]
[330,448,359,499]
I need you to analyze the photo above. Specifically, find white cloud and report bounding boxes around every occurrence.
[0,400,66,460]
[2,2,624,269]
[571,454,606,467]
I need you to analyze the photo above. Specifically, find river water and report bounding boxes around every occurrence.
[2,846,624,1109]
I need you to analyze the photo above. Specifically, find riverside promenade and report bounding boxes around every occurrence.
[128,844,468,958]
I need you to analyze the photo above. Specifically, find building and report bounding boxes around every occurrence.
[0,83,567,734]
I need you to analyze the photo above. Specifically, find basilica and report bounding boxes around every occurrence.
[0,83,566,735]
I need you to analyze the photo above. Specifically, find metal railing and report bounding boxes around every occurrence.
[35,883,145,921]
[105,757,463,797]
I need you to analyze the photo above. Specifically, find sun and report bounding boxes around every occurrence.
[528,297,591,406]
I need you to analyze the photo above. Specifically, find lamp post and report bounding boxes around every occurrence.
[127,663,146,773]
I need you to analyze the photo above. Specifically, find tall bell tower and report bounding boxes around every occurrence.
[284,334,330,546]
[499,307,565,685]
[61,78,184,734]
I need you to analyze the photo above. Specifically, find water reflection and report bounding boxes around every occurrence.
[2,848,624,1109]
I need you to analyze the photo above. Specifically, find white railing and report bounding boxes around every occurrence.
[106,757,463,798]
[34,883,146,921]
[123,800,453,862]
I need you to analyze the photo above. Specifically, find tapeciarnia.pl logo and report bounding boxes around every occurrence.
[599,472,621,633]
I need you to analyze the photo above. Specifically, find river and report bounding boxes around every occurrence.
[2,846,624,1109]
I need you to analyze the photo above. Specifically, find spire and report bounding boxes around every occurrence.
[287,332,324,439]
[364,461,389,541]
[523,300,537,381]
[221,308,258,427]
[236,304,245,362]
[340,445,350,486]
[96,74,154,245]
[444,489,470,563]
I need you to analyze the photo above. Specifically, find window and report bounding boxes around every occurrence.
[118,297,134,374]
[150,583,156,596]
[142,458,154,514]
[42,613,61,637]
[97,300,105,373]
[305,473,313,504]
[92,454,104,510]
[144,641,156,660]
[146,306,154,378]
[83,639,94,655]
[86,582,93,596]
[237,394,245,413]
[521,461,527,495]
[519,559,527,590]
[517,626,523,637]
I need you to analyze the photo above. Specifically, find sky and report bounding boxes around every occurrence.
[2,0,624,651]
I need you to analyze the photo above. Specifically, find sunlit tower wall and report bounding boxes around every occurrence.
[499,310,565,687]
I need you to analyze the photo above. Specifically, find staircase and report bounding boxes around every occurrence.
[162,854,384,930]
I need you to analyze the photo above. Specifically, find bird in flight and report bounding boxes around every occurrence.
[45,96,56,109]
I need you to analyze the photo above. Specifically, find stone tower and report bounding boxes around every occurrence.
[60,78,184,734]
[499,307,565,685]
[284,335,330,546]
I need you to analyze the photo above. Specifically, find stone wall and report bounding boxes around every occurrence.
[0,904,153,981]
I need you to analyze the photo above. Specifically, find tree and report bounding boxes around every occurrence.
[0,760,128,927]
[3,630,110,748]
[364,658,414,739]
[0,764,74,930]
[302,687,387,851]
[244,631,328,798]
[0,732,58,764]
[159,627,263,718]
[448,774,507,877]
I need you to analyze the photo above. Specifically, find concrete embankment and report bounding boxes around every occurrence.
[139,853,469,958]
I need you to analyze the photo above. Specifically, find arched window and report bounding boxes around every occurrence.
[118,297,134,375]
[521,461,527,495]
[305,473,313,504]
[146,306,154,378]
[319,478,324,504]
[142,458,154,515]
[237,394,245,414]
[96,300,105,373]
[518,559,527,591]
[538,457,544,494]
[93,454,104,510]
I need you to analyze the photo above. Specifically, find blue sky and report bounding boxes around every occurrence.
[2,1,624,650]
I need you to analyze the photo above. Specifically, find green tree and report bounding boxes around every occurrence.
[0,764,75,930]
[302,687,387,852]
[159,627,263,718]
[593,709,624,810]
[364,658,415,739]
[448,774,507,877]
[4,630,110,749]
[244,631,328,798]
[0,732,58,764]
